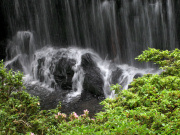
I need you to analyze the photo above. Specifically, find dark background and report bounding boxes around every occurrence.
[0,4,8,60]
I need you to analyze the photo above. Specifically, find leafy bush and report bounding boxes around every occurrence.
[0,48,180,134]
[0,60,40,134]
[0,60,61,134]
[99,48,180,134]
[110,83,122,94]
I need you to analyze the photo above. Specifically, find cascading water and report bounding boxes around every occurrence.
[120,0,178,66]
[5,31,36,74]
[2,0,178,113]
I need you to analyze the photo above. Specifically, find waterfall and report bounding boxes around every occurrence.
[2,0,178,65]
[120,0,178,66]
[2,0,177,104]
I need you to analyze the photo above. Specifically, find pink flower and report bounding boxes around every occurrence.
[83,109,89,117]
[73,112,79,119]
[55,114,58,119]
[81,114,85,117]
[84,109,89,115]
[91,118,95,121]
[69,112,79,120]
[62,113,67,118]
[58,112,61,116]
[31,133,34,135]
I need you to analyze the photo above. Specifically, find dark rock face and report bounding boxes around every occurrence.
[60,91,105,118]
[53,58,76,90]
[35,54,76,90]
[35,52,105,97]
[36,57,45,82]
[28,86,104,117]
[81,53,104,96]
[111,67,123,85]
[33,52,105,115]
[28,52,106,117]
[134,73,143,79]
[110,67,128,89]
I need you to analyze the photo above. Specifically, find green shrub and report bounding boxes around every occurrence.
[99,48,180,134]
[110,83,122,94]
[0,60,41,134]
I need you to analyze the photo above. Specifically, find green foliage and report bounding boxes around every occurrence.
[136,48,180,77]
[0,60,24,100]
[0,48,180,134]
[110,83,122,94]
[0,60,39,134]
[0,60,61,134]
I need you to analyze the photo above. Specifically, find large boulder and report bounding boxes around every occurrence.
[110,67,128,89]
[110,67,123,85]
[134,73,143,79]
[81,53,104,96]
[53,58,76,90]
[35,52,105,96]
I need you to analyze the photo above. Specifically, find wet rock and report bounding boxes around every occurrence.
[81,53,104,96]
[37,57,45,82]
[53,58,76,90]
[110,67,123,84]
[26,83,104,117]
[61,91,105,118]
[110,67,128,89]
[134,73,143,79]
